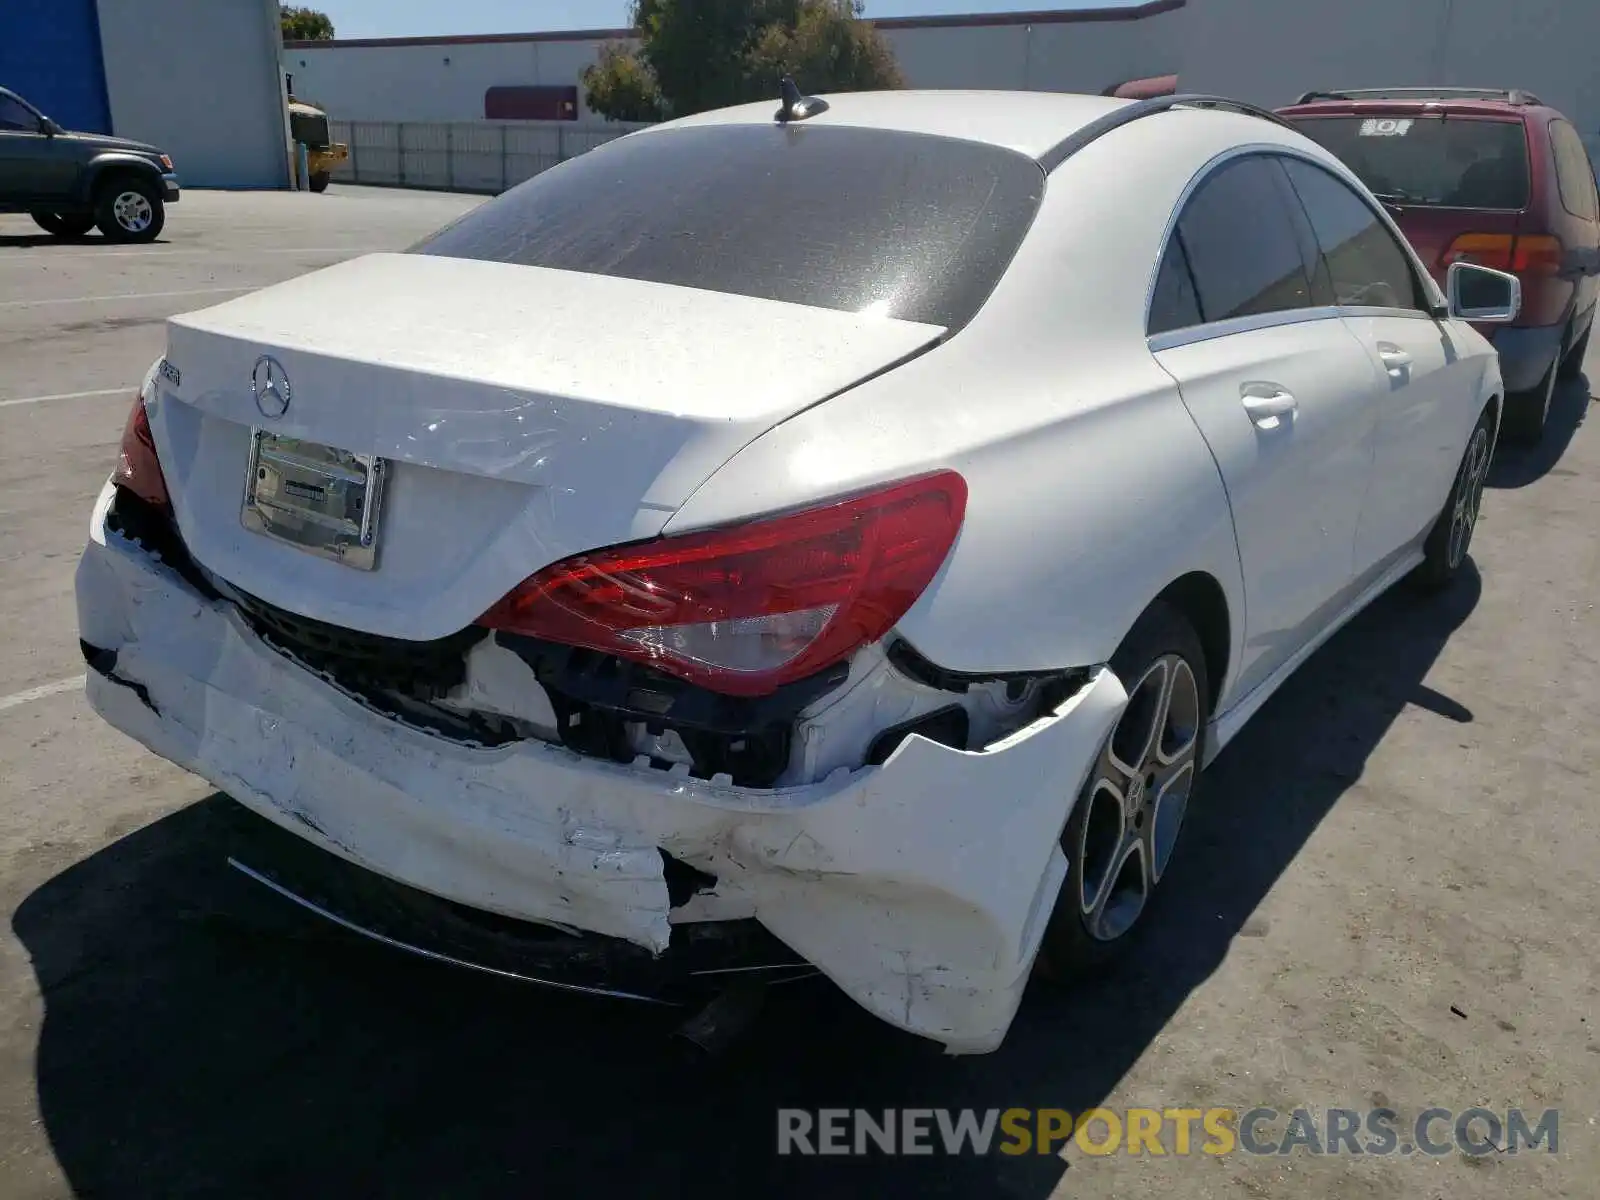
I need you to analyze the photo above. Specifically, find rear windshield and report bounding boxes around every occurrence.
[1287,115,1530,210]
[410,123,1045,332]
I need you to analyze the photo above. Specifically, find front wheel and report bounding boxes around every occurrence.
[309,171,331,194]
[1414,407,1494,593]
[30,211,95,238]
[1039,600,1209,977]
[94,177,165,243]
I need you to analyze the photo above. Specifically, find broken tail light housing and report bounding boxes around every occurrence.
[114,392,172,511]
[1443,232,1564,278]
[480,471,968,697]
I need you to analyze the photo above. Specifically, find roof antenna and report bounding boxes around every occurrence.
[776,74,829,123]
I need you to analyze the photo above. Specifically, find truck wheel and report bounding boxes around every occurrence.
[94,176,165,243]
[309,172,331,194]
[31,211,95,238]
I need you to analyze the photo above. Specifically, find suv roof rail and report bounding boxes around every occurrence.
[1039,92,1293,172]
[1291,87,1543,106]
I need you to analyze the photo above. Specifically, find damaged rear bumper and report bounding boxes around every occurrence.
[75,481,1126,1053]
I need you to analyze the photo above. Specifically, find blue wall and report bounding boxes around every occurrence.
[0,0,112,133]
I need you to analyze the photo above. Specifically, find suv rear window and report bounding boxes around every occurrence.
[1286,115,1531,210]
[411,124,1045,332]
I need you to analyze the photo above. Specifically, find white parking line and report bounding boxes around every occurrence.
[0,386,128,410]
[0,675,85,714]
[0,285,250,309]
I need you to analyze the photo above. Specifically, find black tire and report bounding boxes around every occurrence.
[309,171,332,194]
[1038,600,1210,979]
[1558,318,1592,381]
[1502,356,1557,445]
[30,211,95,238]
[94,175,165,243]
[1414,405,1495,594]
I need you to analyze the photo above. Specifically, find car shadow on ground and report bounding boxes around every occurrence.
[13,571,1481,1199]
[1488,371,1592,489]
[0,234,169,249]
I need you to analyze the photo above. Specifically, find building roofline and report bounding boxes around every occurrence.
[285,0,1184,50]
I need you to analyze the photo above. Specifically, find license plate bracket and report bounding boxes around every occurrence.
[241,430,386,570]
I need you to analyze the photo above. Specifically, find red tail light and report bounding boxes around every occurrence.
[1442,232,1564,277]
[114,394,171,511]
[480,471,968,697]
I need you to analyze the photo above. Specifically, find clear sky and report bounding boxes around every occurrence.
[315,0,1144,40]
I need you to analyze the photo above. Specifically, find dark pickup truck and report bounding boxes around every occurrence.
[0,86,179,243]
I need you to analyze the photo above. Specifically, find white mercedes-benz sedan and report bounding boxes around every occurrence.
[76,87,1518,1054]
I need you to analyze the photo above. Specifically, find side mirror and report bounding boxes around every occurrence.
[1447,261,1521,323]
[39,116,61,137]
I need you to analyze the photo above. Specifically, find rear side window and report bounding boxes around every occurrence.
[1173,156,1316,324]
[1148,234,1203,334]
[411,124,1045,333]
[1279,157,1424,312]
[1288,115,1531,210]
[1549,119,1599,222]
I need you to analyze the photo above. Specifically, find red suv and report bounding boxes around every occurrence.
[1279,88,1600,442]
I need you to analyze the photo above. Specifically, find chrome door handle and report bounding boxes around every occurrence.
[1240,383,1298,426]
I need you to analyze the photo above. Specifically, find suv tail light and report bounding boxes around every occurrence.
[1443,233,1564,277]
[480,471,968,697]
[114,394,171,511]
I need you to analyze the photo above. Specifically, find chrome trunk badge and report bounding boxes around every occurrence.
[251,355,292,419]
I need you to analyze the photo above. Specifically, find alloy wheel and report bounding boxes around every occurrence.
[1077,654,1201,942]
[1448,426,1491,569]
[113,191,154,234]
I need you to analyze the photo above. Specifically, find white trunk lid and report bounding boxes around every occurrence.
[148,253,943,641]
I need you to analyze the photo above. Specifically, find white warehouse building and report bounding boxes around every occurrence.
[284,0,1600,166]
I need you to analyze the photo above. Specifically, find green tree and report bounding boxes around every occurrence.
[281,5,336,41]
[583,0,900,123]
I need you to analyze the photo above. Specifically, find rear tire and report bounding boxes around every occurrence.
[94,176,164,243]
[1414,405,1494,593]
[1038,600,1210,979]
[309,171,331,194]
[30,211,95,238]
[1502,356,1557,444]
[1558,319,1592,381]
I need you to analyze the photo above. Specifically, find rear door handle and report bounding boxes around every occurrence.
[1240,383,1297,427]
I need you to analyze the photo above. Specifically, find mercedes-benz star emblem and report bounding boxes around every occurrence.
[251,355,292,419]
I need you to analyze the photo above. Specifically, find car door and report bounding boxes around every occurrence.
[1547,118,1600,338]
[0,92,73,205]
[1149,154,1383,702]
[1276,154,1474,579]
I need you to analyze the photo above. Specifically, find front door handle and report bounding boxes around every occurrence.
[1240,382,1298,427]
[1378,343,1413,372]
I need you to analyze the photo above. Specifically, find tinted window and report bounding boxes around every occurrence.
[0,94,39,133]
[1550,119,1599,222]
[1280,157,1423,311]
[1175,156,1316,323]
[412,124,1045,333]
[1148,234,1203,334]
[1287,115,1530,210]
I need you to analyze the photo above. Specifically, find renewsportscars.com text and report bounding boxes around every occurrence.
[776,1106,1559,1157]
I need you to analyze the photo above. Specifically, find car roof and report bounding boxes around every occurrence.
[640,89,1136,163]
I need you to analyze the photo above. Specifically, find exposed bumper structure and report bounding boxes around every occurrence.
[75,482,1125,1053]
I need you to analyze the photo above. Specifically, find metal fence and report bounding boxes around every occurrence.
[326,120,654,194]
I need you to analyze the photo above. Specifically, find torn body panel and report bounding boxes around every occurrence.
[76,481,1126,1052]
